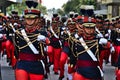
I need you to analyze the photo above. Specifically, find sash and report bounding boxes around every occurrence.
[108,29,111,40]
[21,29,39,54]
[74,34,104,77]
[50,26,62,47]
[9,23,16,32]
[95,27,103,38]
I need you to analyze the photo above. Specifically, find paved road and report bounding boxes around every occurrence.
[0,55,116,80]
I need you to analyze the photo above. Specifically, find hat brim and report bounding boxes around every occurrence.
[24,14,38,19]
[82,23,96,28]
[67,22,76,25]
[0,13,4,17]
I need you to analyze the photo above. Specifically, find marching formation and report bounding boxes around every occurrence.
[0,1,120,80]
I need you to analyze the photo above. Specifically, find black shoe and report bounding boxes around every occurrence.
[105,60,109,64]
[7,58,10,63]
[44,74,48,79]
[54,72,59,75]
[58,76,64,80]
[12,65,16,70]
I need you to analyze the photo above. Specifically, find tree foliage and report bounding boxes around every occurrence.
[62,0,96,14]
[6,0,47,16]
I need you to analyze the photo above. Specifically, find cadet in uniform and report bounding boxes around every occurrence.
[14,1,50,80]
[0,12,7,57]
[115,17,120,79]
[5,10,20,68]
[47,13,62,74]
[111,17,120,66]
[59,17,78,80]
[60,5,104,80]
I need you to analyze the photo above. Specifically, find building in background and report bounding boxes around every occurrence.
[95,0,120,19]
[0,0,22,14]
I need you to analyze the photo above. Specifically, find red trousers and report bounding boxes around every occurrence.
[15,69,44,80]
[6,40,17,67]
[111,46,120,65]
[0,41,6,54]
[47,46,61,73]
[116,70,120,80]
[99,49,109,70]
[47,46,53,63]
[59,52,68,77]
[104,42,111,63]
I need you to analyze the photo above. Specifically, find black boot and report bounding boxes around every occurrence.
[44,74,48,79]
[58,76,64,80]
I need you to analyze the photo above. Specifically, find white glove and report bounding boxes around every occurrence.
[37,35,46,41]
[14,23,18,26]
[99,38,108,45]
[110,46,115,53]
[108,29,111,33]
[97,33,103,38]
[0,34,3,38]
[0,25,2,28]
[105,33,109,37]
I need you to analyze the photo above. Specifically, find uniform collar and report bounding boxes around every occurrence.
[25,26,40,33]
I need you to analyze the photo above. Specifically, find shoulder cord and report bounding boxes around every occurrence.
[14,30,45,50]
[50,27,60,38]
[68,36,99,57]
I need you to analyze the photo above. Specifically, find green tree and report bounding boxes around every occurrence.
[62,0,96,14]
[6,0,47,16]
[57,9,65,16]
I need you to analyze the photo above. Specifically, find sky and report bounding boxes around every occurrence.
[42,0,69,9]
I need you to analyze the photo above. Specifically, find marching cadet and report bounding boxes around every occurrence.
[0,12,7,57]
[72,16,103,80]
[47,13,62,75]
[5,10,20,69]
[111,17,120,67]
[113,17,120,80]
[59,17,78,80]
[60,5,105,80]
[106,23,115,62]
[96,16,111,69]
[11,1,50,80]
[60,16,104,80]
